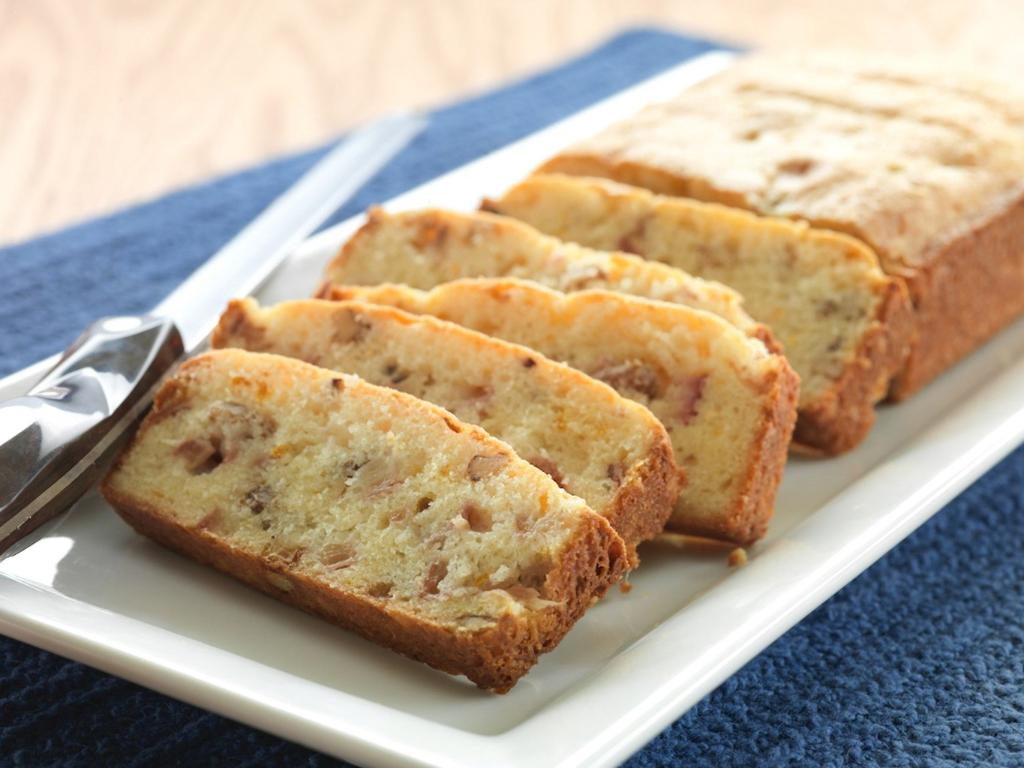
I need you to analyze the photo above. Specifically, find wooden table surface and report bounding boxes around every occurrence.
[3,0,1021,245]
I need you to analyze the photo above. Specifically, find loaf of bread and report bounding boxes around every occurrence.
[211,298,679,560]
[486,174,913,453]
[101,349,627,692]
[539,51,1024,400]
[324,279,799,544]
[323,206,772,346]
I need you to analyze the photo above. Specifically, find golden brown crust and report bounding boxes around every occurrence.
[313,280,338,301]
[889,188,1024,399]
[604,435,681,562]
[536,155,713,205]
[210,301,270,351]
[752,326,784,356]
[673,359,799,544]
[794,279,914,453]
[101,481,626,694]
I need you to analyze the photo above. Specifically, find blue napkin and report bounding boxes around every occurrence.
[3,28,1023,768]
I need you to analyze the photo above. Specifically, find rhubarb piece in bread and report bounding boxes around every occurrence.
[325,279,799,544]
[323,207,772,347]
[101,349,627,693]
[211,298,678,560]
[487,174,912,454]
[538,51,1024,400]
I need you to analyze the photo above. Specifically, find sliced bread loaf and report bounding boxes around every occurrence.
[101,348,627,692]
[536,52,1024,400]
[211,298,679,559]
[486,174,913,454]
[324,279,799,544]
[322,207,772,347]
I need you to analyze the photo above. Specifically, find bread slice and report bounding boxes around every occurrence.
[101,349,627,693]
[322,206,773,347]
[211,298,679,560]
[537,52,1024,400]
[324,279,799,544]
[486,174,913,454]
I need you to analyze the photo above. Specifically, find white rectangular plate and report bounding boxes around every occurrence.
[4,50,1024,768]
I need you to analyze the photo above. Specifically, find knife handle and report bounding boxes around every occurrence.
[0,316,183,553]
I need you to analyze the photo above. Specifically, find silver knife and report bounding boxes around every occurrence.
[0,113,425,553]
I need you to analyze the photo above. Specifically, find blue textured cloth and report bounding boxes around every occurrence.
[2,28,1023,768]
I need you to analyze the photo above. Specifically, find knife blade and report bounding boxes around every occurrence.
[0,113,425,553]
